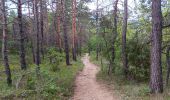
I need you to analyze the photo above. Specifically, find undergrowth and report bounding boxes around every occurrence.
[0,54,83,100]
[89,52,170,100]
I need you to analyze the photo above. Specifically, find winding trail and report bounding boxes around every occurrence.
[72,54,120,100]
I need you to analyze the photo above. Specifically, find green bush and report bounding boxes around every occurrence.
[47,47,65,72]
[127,36,150,81]
[26,76,35,90]
[8,40,18,54]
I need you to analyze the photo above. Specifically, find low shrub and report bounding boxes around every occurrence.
[47,47,65,72]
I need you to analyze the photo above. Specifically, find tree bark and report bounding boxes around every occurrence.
[56,3,62,52]
[122,0,128,77]
[57,17,62,50]
[61,0,70,65]
[166,46,170,85]
[2,0,12,85]
[150,0,163,93]
[72,0,77,61]
[96,0,99,61]
[108,0,118,74]
[79,26,83,56]
[34,0,41,66]
[31,40,36,63]
[40,0,44,59]
[18,0,27,70]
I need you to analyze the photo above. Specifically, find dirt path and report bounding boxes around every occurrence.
[72,54,120,100]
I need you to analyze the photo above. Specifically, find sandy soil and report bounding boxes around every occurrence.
[72,54,120,100]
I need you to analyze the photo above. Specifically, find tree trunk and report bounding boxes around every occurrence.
[31,40,36,63]
[57,15,62,52]
[109,0,118,73]
[18,0,27,70]
[122,0,128,77]
[2,0,12,86]
[52,1,61,52]
[40,0,44,59]
[34,0,41,67]
[88,47,91,55]
[61,0,70,65]
[79,26,83,56]
[150,0,163,93]
[166,46,170,86]
[96,0,99,61]
[72,0,77,61]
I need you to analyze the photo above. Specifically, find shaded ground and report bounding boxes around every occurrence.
[72,54,120,100]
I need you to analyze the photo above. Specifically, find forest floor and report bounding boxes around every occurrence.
[72,54,120,100]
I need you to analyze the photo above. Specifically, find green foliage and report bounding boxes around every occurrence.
[87,35,98,51]
[47,47,65,72]
[100,16,112,29]
[39,58,84,99]
[90,53,170,100]
[26,76,36,90]
[8,40,18,54]
[127,34,150,81]
[0,54,83,100]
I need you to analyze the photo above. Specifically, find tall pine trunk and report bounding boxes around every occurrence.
[40,0,44,59]
[18,0,27,70]
[122,0,128,77]
[150,0,163,93]
[61,0,70,65]
[34,0,40,67]
[2,0,12,86]
[56,0,62,52]
[72,0,77,61]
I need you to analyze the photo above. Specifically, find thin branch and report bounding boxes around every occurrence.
[10,0,18,4]
[163,24,170,29]
[21,0,32,5]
